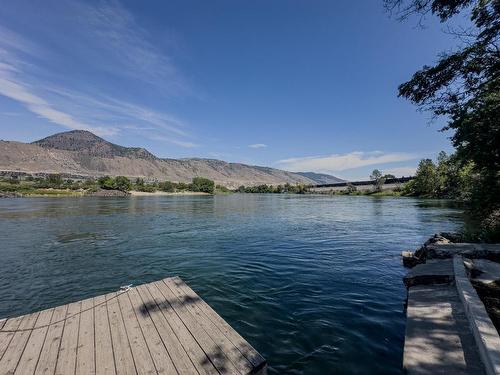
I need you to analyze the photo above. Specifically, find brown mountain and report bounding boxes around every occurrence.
[0,130,341,188]
[33,130,155,159]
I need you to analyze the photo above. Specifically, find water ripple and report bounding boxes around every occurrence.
[0,194,463,374]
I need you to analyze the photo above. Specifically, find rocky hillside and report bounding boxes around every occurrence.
[33,130,155,159]
[0,130,341,188]
[294,171,344,184]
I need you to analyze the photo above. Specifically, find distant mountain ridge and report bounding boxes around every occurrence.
[33,130,155,159]
[294,171,344,184]
[0,130,342,188]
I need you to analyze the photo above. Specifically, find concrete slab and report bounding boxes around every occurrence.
[404,259,454,288]
[454,256,500,375]
[467,259,500,285]
[404,284,485,375]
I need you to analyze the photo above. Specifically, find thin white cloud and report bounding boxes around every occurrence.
[248,143,267,149]
[0,63,116,136]
[70,0,188,93]
[0,23,197,147]
[382,166,417,177]
[145,134,199,148]
[276,151,418,173]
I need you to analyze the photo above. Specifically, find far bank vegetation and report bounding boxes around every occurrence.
[0,175,217,196]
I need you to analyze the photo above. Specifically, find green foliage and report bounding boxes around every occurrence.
[236,183,309,194]
[96,175,131,191]
[189,177,215,194]
[176,182,189,191]
[98,176,115,190]
[414,159,439,197]
[346,183,357,194]
[113,176,131,192]
[370,169,386,192]
[47,174,63,186]
[135,184,157,192]
[159,180,175,192]
[386,0,500,236]
[215,184,231,194]
[402,152,476,199]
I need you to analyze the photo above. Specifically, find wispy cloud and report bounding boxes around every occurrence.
[146,134,199,148]
[248,143,267,149]
[0,61,116,136]
[276,151,418,173]
[0,9,197,147]
[382,166,417,177]
[67,0,189,93]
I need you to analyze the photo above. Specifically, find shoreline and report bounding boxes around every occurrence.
[0,189,212,198]
[129,190,210,196]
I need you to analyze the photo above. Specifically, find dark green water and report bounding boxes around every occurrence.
[0,194,464,374]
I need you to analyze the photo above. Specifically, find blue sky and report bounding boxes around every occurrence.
[0,0,466,180]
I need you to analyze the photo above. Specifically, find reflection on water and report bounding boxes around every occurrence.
[0,194,464,374]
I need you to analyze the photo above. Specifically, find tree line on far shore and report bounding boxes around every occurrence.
[98,176,217,194]
[0,175,217,194]
[235,183,308,194]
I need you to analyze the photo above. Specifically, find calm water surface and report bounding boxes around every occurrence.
[0,194,464,374]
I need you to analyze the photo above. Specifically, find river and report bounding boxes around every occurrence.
[0,194,464,374]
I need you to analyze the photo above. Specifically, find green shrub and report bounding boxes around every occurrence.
[189,177,215,194]
[159,181,175,192]
[114,176,131,192]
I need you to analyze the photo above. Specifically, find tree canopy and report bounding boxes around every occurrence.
[385,0,499,236]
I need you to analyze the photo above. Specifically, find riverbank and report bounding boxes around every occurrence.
[129,190,210,196]
[0,188,213,198]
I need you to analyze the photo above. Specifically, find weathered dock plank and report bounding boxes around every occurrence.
[94,293,116,375]
[0,277,267,375]
[35,304,68,375]
[76,297,95,375]
[0,312,40,375]
[172,277,266,369]
[56,300,81,375]
[126,288,177,375]
[107,292,136,375]
[138,283,214,375]
[14,308,54,375]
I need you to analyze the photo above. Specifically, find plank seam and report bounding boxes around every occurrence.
[116,291,140,375]
[161,279,247,373]
[139,284,203,375]
[11,311,42,375]
[52,304,70,375]
[0,292,130,333]
[73,304,82,375]
[93,298,96,375]
[152,281,233,374]
[30,308,56,375]
[0,317,23,362]
[125,290,174,374]
[105,294,119,375]
[174,279,264,368]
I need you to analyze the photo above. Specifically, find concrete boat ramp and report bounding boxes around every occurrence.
[403,243,500,375]
[0,277,267,375]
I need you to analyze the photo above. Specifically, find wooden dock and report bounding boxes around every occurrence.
[0,277,267,375]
